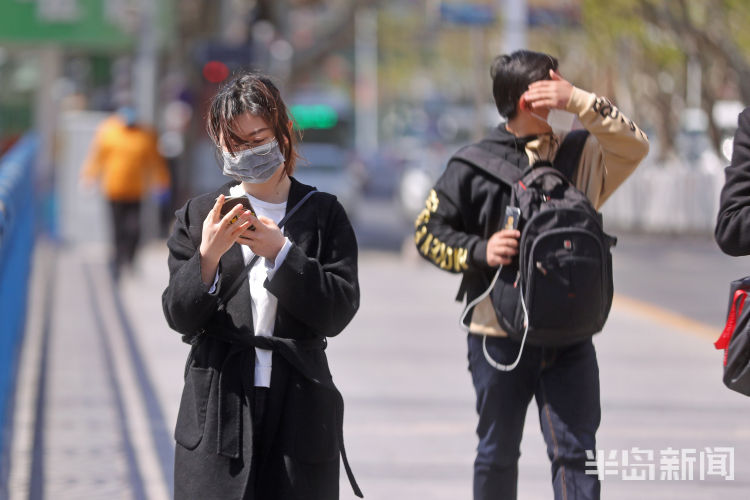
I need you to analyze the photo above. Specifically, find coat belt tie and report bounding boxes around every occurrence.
[215,335,363,498]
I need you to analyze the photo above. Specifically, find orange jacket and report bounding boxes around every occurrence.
[81,116,170,201]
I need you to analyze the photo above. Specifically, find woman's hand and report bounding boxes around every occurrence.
[237,214,286,262]
[199,194,254,284]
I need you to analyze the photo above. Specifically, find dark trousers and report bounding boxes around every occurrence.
[244,386,268,500]
[108,200,141,276]
[468,334,601,500]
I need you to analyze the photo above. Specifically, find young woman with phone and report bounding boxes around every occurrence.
[162,72,361,500]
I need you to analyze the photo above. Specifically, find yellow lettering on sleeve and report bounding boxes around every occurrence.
[456,247,469,271]
[420,233,434,256]
[426,189,439,213]
[414,225,427,246]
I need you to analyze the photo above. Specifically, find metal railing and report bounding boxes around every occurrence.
[0,134,38,451]
[602,157,725,234]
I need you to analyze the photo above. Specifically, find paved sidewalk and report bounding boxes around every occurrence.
[7,238,750,499]
[8,241,173,500]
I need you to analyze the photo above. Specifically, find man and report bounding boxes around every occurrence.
[81,106,170,280]
[716,106,750,256]
[414,50,649,500]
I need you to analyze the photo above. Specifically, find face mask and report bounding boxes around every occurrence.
[531,109,577,133]
[546,109,577,132]
[222,139,285,183]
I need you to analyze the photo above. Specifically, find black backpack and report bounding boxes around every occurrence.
[454,130,616,360]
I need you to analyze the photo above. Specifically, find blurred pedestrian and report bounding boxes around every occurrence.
[415,50,649,500]
[80,106,170,280]
[716,107,750,255]
[161,72,362,500]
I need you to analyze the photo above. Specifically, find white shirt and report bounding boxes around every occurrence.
[209,185,292,387]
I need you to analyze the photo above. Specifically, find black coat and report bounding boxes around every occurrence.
[717,107,750,256]
[162,178,361,500]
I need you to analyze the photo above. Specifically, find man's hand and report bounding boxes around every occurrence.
[523,70,574,112]
[486,229,521,267]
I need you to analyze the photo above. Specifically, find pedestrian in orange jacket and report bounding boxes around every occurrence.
[81,107,170,279]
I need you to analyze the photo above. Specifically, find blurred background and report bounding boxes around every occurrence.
[3,0,749,240]
[0,0,750,237]
[3,1,750,499]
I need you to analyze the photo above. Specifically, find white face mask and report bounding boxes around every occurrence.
[531,109,577,133]
[221,139,285,183]
[546,109,577,132]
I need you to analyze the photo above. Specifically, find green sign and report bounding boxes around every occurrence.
[0,0,141,48]
[290,105,339,130]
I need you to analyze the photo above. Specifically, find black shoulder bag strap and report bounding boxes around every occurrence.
[217,189,318,309]
[452,143,526,186]
[554,129,590,181]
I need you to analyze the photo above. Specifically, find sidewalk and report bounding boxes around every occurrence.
[6,239,750,499]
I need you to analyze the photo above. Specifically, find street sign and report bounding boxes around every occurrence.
[440,2,497,26]
[0,0,143,48]
[290,104,339,130]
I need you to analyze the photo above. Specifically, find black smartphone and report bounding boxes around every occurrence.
[503,206,520,230]
[220,195,255,220]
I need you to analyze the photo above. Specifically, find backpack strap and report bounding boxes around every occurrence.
[553,129,590,181]
[452,144,527,186]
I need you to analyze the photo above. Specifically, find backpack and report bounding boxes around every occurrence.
[454,130,617,370]
[715,276,750,397]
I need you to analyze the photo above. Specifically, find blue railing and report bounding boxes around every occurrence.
[0,134,38,449]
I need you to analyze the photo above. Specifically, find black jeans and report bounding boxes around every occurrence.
[467,334,601,500]
[108,200,141,276]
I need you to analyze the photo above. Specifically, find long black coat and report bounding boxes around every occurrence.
[717,107,750,256]
[162,178,361,500]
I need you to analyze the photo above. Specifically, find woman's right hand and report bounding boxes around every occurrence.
[199,194,253,284]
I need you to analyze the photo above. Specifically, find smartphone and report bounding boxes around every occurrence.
[220,195,255,221]
[503,206,521,230]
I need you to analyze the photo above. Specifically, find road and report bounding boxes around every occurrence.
[5,197,750,500]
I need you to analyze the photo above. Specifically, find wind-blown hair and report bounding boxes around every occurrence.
[207,72,299,175]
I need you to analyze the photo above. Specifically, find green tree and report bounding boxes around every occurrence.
[582,0,750,159]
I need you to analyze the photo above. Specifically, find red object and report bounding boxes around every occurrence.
[203,61,230,83]
[715,289,748,365]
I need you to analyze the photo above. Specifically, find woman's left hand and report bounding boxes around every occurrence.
[237,215,286,261]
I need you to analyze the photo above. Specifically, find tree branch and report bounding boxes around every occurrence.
[288,0,383,83]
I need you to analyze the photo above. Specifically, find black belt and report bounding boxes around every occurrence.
[216,334,363,498]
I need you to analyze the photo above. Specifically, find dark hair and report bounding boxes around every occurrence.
[207,72,299,175]
[490,50,558,120]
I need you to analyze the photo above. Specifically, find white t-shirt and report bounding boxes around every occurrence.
[212,185,292,387]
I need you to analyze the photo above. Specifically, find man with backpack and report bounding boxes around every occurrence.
[414,50,649,500]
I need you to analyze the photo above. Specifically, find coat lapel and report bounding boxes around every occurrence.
[218,243,254,328]
[282,177,316,248]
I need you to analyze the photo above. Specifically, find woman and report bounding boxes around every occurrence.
[162,72,362,500]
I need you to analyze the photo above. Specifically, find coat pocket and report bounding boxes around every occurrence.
[174,367,214,450]
[289,382,340,463]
